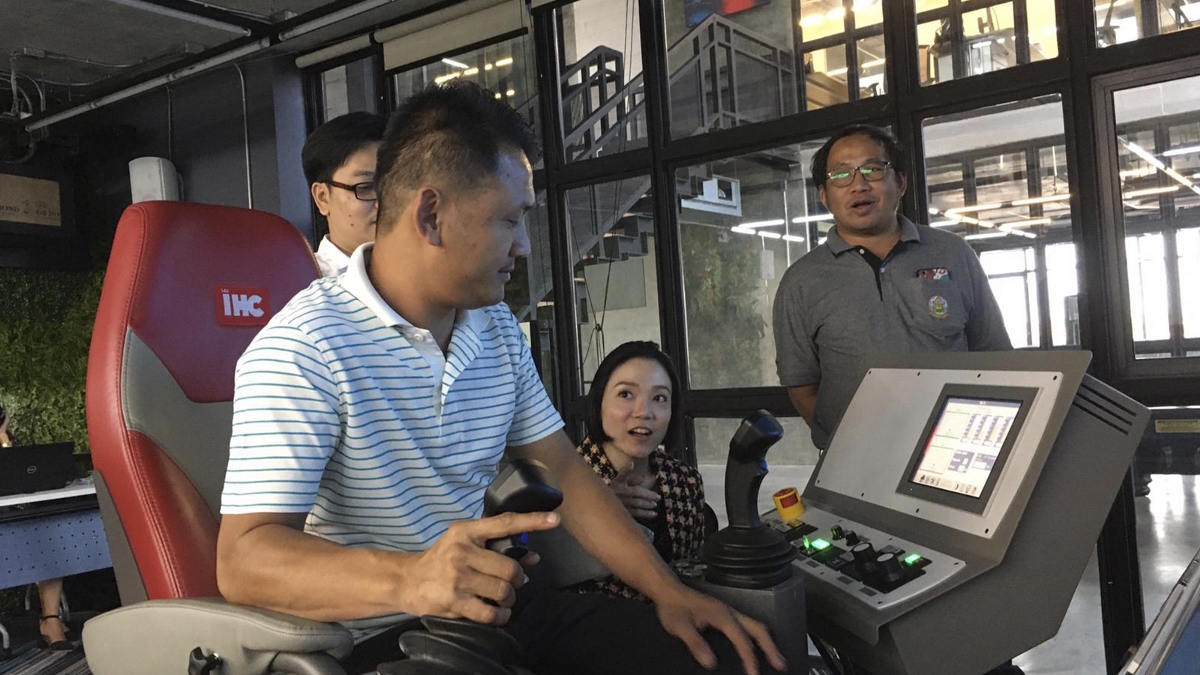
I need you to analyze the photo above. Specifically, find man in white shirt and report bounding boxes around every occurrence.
[301,112,387,276]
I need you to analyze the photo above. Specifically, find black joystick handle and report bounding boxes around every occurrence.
[482,459,563,560]
[724,410,784,529]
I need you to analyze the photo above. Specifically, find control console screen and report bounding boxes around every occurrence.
[897,384,1038,514]
[909,397,1022,498]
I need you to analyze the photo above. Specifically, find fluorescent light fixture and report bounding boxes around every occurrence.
[964,232,1008,241]
[1164,145,1200,157]
[1120,167,1156,179]
[945,203,1003,215]
[1002,218,1052,227]
[1011,195,1071,206]
[1123,186,1180,198]
[463,67,479,76]
[506,89,516,97]
[930,220,959,228]
[495,57,514,67]
[104,0,251,35]
[738,219,786,229]
[928,207,940,214]
[783,235,806,243]
[1120,138,1200,196]
[800,15,824,28]
[485,63,494,70]
[997,225,1039,239]
[791,214,834,224]
[758,231,783,239]
[434,72,461,84]
[442,58,469,69]
[826,7,846,20]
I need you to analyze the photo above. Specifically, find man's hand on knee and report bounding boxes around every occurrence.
[654,588,787,675]
[401,511,560,625]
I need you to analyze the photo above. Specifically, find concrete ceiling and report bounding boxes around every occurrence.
[1,0,448,118]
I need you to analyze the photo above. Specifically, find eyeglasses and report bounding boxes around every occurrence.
[825,161,892,188]
[327,180,378,201]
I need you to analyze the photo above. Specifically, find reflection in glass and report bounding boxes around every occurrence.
[917,1,1058,86]
[857,35,887,99]
[319,55,379,123]
[1113,75,1200,358]
[1095,0,1200,47]
[1180,229,1200,338]
[805,45,849,111]
[566,178,660,387]
[558,0,647,161]
[798,0,847,41]
[666,0,798,139]
[923,96,1074,350]
[677,139,829,389]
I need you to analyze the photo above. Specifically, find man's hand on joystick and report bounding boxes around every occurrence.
[399,511,560,626]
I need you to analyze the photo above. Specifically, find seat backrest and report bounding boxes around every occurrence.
[87,201,318,603]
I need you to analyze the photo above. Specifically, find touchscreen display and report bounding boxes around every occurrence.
[909,397,1023,498]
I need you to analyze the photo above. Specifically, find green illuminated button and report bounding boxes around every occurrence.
[903,553,923,566]
[810,538,832,551]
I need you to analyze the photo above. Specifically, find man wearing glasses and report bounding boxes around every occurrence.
[302,112,387,277]
[773,124,1012,456]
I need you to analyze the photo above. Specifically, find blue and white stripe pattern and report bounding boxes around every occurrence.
[220,244,563,553]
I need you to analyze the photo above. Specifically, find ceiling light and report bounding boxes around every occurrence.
[1123,186,1180,198]
[435,72,460,84]
[826,7,846,20]
[485,63,494,70]
[506,89,516,97]
[758,231,783,239]
[442,58,469,69]
[1164,145,1200,157]
[1010,195,1070,206]
[1002,218,1051,227]
[738,219,786,229]
[104,0,251,35]
[495,57,514,67]
[930,220,959,228]
[783,235,806,243]
[787,213,835,224]
[463,67,479,76]
[964,232,1008,240]
[1119,167,1156,179]
[800,15,825,27]
[945,203,1003,215]
[928,207,940,214]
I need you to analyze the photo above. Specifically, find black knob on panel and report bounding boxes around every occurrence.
[844,531,860,546]
[876,552,905,583]
[829,525,845,540]
[850,542,876,564]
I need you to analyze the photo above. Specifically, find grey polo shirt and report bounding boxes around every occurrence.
[773,216,1012,450]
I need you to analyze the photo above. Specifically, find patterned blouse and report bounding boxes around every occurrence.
[570,435,707,601]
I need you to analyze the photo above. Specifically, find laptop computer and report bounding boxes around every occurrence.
[0,442,75,497]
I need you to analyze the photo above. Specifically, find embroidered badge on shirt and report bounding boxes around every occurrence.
[917,267,950,280]
[928,295,949,319]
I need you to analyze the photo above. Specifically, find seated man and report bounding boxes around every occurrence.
[216,83,785,675]
[302,112,387,276]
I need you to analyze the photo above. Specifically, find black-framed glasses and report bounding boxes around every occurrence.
[826,161,892,188]
[328,180,377,201]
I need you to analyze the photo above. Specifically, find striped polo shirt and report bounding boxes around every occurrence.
[220,243,564,554]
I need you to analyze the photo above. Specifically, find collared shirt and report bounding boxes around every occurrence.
[314,235,351,277]
[773,216,1012,450]
[222,242,563,545]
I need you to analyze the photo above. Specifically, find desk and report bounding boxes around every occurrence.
[0,483,112,654]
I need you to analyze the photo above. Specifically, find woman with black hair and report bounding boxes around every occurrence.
[571,341,707,601]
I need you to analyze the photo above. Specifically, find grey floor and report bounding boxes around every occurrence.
[697,465,1200,675]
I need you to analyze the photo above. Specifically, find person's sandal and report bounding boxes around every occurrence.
[39,615,73,651]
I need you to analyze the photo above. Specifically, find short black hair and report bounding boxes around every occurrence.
[584,341,684,454]
[301,112,387,186]
[810,124,907,190]
[375,82,540,232]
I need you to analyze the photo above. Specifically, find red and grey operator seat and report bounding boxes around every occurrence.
[82,201,355,675]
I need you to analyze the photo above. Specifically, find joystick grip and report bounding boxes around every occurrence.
[724,411,784,529]
[482,459,563,560]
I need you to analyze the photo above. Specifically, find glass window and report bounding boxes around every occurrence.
[317,55,381,124]
[677,138,829,389]
[1180,228,1200,338]
[557,0,647,162]
[1095,0,1200,47]
[1113,74,1200,359]
[798,0,889,112]
[917,1,1058,87]
[664,0,798,139]
[566,177,661,388]
[923,96,1076,348]
[391,34,539,163]
[513,190,558,404]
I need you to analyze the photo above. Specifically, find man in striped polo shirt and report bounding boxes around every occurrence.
[217,83,785,675]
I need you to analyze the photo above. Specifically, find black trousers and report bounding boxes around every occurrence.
[343,589,785,675]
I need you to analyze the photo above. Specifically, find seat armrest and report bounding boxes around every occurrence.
[82,597,355,675]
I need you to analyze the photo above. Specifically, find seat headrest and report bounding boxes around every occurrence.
[99,201,318,403]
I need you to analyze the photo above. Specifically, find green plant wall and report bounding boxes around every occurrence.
[0,263,104,453]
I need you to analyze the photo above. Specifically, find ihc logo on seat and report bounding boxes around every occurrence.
[214,286,271,327]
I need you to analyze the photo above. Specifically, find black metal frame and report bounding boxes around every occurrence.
[299,0,1200,671]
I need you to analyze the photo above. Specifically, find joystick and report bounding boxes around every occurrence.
[377,459,562,675]
[700,411,797,588]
